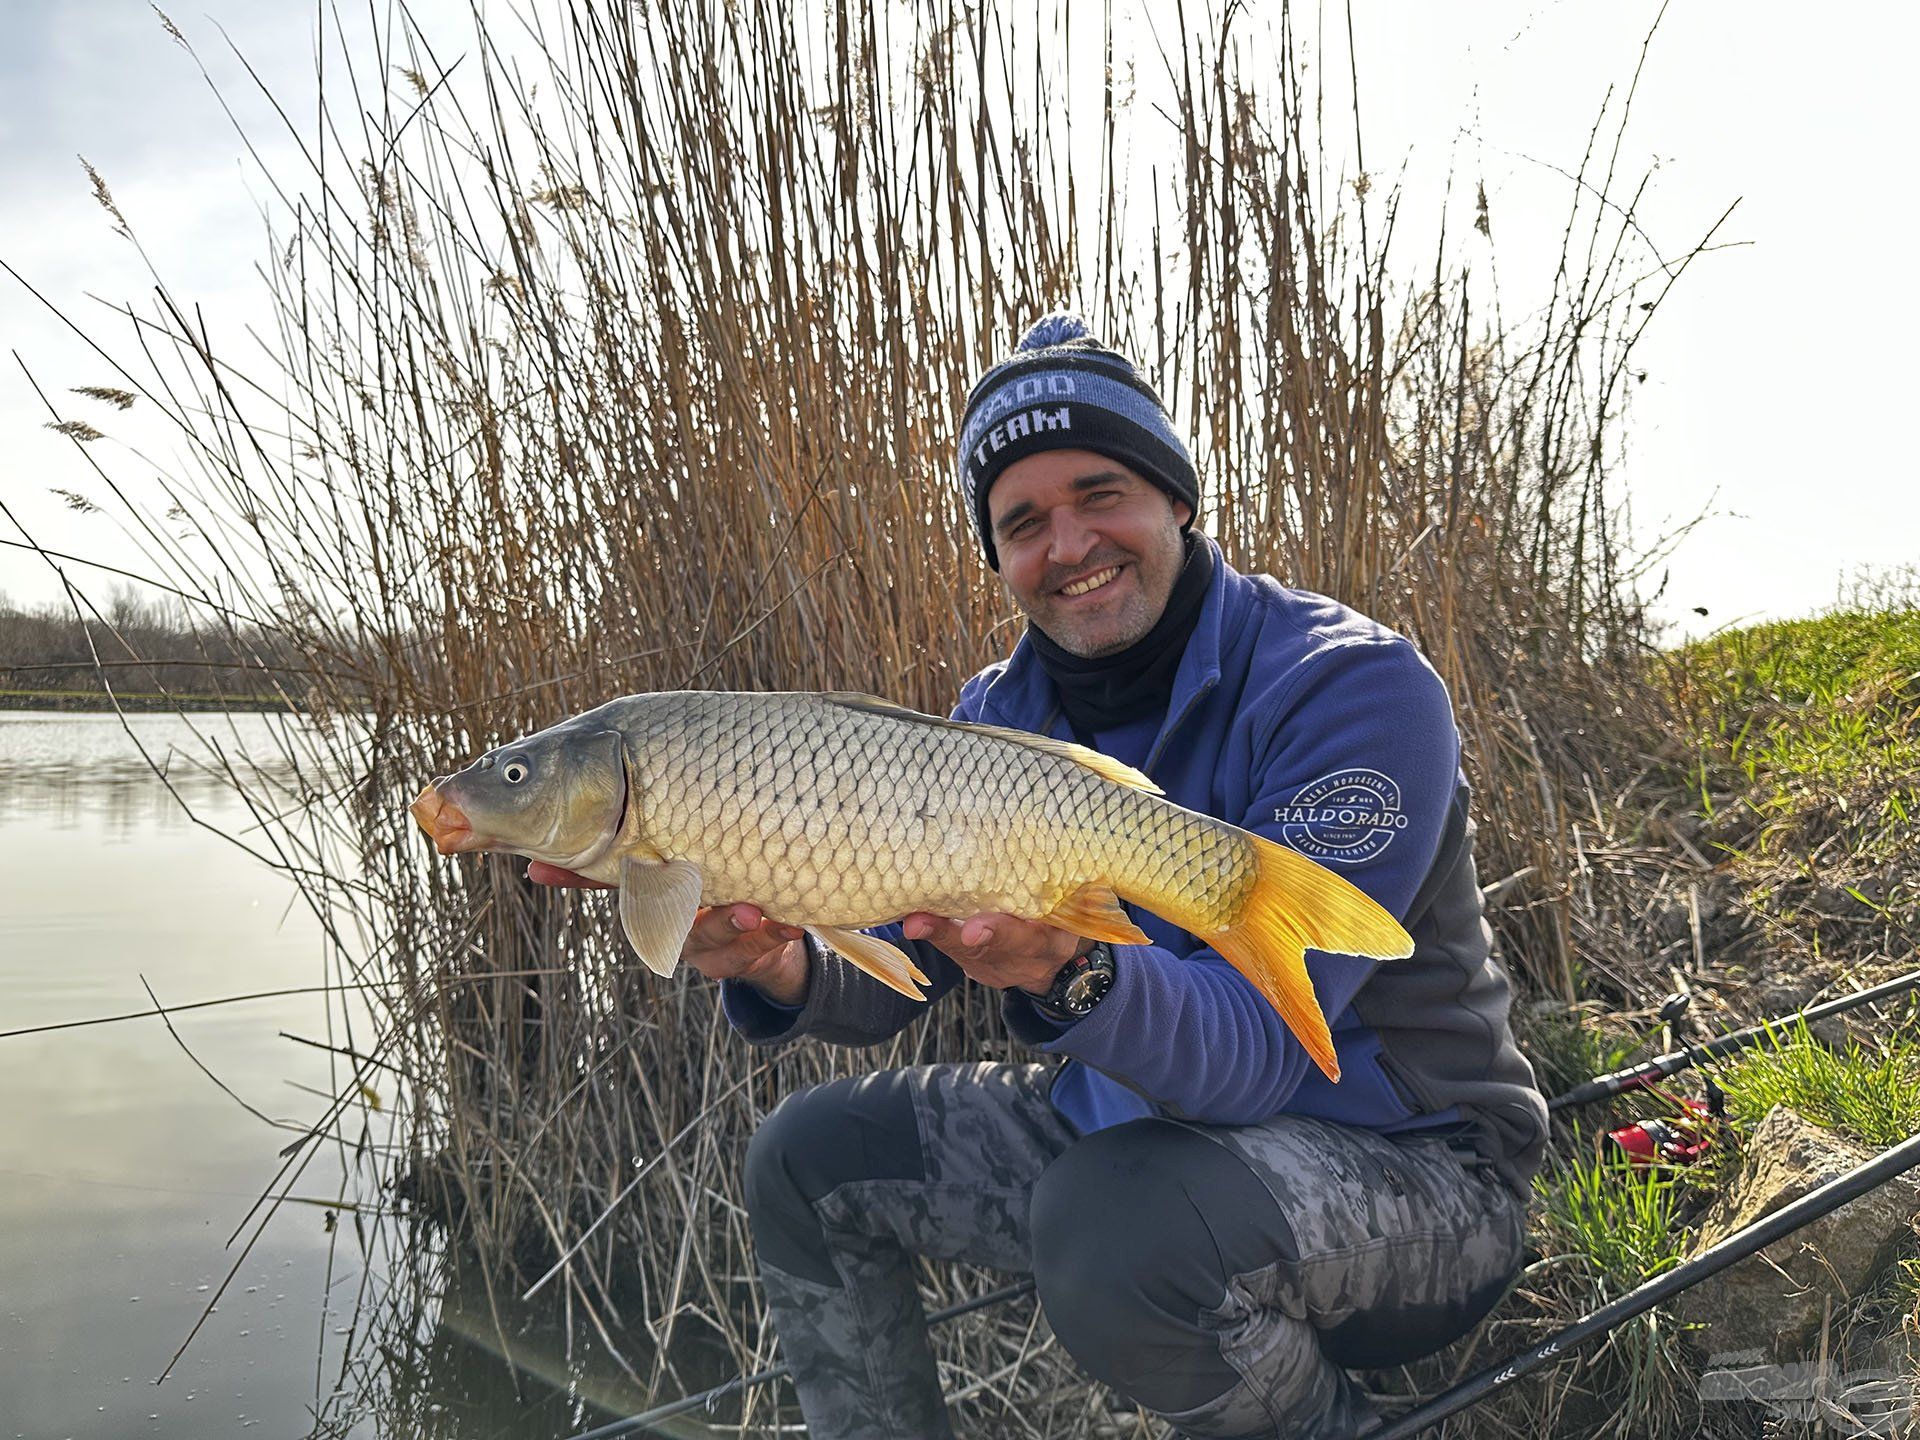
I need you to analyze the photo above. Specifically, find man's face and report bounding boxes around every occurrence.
[987,449,1193,658]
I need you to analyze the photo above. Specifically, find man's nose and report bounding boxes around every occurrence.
[1048,509,1097,566]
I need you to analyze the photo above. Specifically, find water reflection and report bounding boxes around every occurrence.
[0,711,371,1437]
[0,710,706,1438]
[0,711,335,835]
[308,1238,736,1439]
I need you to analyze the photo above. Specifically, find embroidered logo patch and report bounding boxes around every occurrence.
[1274,768,1407,864]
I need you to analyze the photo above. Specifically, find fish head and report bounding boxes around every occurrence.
[411,722,628,870]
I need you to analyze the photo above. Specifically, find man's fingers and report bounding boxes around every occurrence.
[901,911,956,945]
[903,911,1008,954]
[689,904,802,953]
[527,860,617,890]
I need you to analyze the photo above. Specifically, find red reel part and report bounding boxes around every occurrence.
[1606,1097,1718,1167]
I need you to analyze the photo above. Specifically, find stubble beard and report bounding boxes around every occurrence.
[1018,528,1186,658]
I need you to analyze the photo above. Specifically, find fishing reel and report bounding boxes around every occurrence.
[1606,1093,1721,1166]
[1603,990,1727,1167]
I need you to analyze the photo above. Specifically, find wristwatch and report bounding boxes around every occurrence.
[1031,941,1116,1021]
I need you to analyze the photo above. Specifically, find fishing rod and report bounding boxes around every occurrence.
[566,1277,1037,1440]
[1361,1123,1920,1439]
[1547,964,1920,1113]
[566,966,1920,1438]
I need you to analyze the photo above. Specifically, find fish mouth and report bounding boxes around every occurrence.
[410,784,486,855]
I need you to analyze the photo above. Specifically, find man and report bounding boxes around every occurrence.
[537,315,1548,1437]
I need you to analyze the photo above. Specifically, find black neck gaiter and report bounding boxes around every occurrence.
[1027,533,1215,738]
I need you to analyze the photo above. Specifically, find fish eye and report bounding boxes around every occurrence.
[502,758,530,785]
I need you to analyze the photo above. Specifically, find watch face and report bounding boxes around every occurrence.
[1042,944,1113,1018]
[1062,958,1114,1014]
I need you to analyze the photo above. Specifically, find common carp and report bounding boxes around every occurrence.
[409,690,1413,1080]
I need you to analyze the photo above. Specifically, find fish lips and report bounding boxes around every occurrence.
[410,782,487,855]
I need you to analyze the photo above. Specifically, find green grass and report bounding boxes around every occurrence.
[1521,1015,1920,1437]
[1711,1018,1920,1149]
[1516,599,1920,1436]
[1538,1149,1688,1290]
[1683,609,1920,711]
[1519,1005,1659,1102]
[1671,608,1920,857]
[1532,1150,1695,1432]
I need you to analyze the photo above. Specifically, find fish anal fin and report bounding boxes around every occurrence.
[1041,881,1152,947]
[808,924,930,1002]
[618,857,705,978]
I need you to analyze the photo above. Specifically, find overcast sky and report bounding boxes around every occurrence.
[2,1,1914,639]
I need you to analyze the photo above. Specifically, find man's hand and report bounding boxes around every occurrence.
[526,861,617,890]
[527,862,811,1005]
[900,911,1085,996]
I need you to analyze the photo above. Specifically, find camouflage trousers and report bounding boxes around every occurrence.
[743,1062,1527,1439]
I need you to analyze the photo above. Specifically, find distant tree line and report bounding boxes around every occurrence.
[0,586,315,708]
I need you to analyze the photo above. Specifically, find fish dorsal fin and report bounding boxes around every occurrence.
[817,692,1163,795]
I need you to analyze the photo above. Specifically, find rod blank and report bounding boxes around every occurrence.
[1548,965,1920,1112]
[1363,1126,1920,1439]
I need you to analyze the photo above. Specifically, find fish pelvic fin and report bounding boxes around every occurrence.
[1040,880,1153,947]
[807,925,930,1002]
[817,692,1162,795]
[1207,833,1414,1084]
[618,857,705,978]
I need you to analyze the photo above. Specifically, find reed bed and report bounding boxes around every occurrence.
[9,0,1722,1431]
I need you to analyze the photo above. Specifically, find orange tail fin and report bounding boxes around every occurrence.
[1208,833,1414,1083]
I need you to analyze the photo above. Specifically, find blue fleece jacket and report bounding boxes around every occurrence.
[725,538,1466,1139]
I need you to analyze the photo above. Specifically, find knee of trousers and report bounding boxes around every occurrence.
[1030,1120,1288,1411]
[744,1069,926,1285]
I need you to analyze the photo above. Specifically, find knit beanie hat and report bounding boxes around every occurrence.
[956,313,1199,570]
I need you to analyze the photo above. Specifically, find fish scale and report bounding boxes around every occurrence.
[411,688,1417,1081]
[614,692,1083,922]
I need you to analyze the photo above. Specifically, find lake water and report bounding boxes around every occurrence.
[0,713,663,1438]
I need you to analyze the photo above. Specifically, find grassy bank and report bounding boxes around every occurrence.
[1457,605,1920,1438]
[0,688,295,712]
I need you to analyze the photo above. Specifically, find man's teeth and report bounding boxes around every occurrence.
[1061,566,1122,597]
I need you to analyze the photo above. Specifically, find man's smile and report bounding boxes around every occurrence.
[1055,563,1128,600]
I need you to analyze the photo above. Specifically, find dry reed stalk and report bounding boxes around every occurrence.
[6,0,1721,1431]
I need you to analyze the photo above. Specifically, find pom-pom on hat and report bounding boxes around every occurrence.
[956,313,1198,570]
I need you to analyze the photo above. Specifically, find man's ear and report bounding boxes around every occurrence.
[1172,497,1193,528]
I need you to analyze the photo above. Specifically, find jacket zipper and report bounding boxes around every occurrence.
[1146,677,1218,775]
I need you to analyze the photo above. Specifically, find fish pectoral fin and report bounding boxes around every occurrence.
[806,925,930,1002]
[1040,881,1153,947]
[617,857,705,978]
